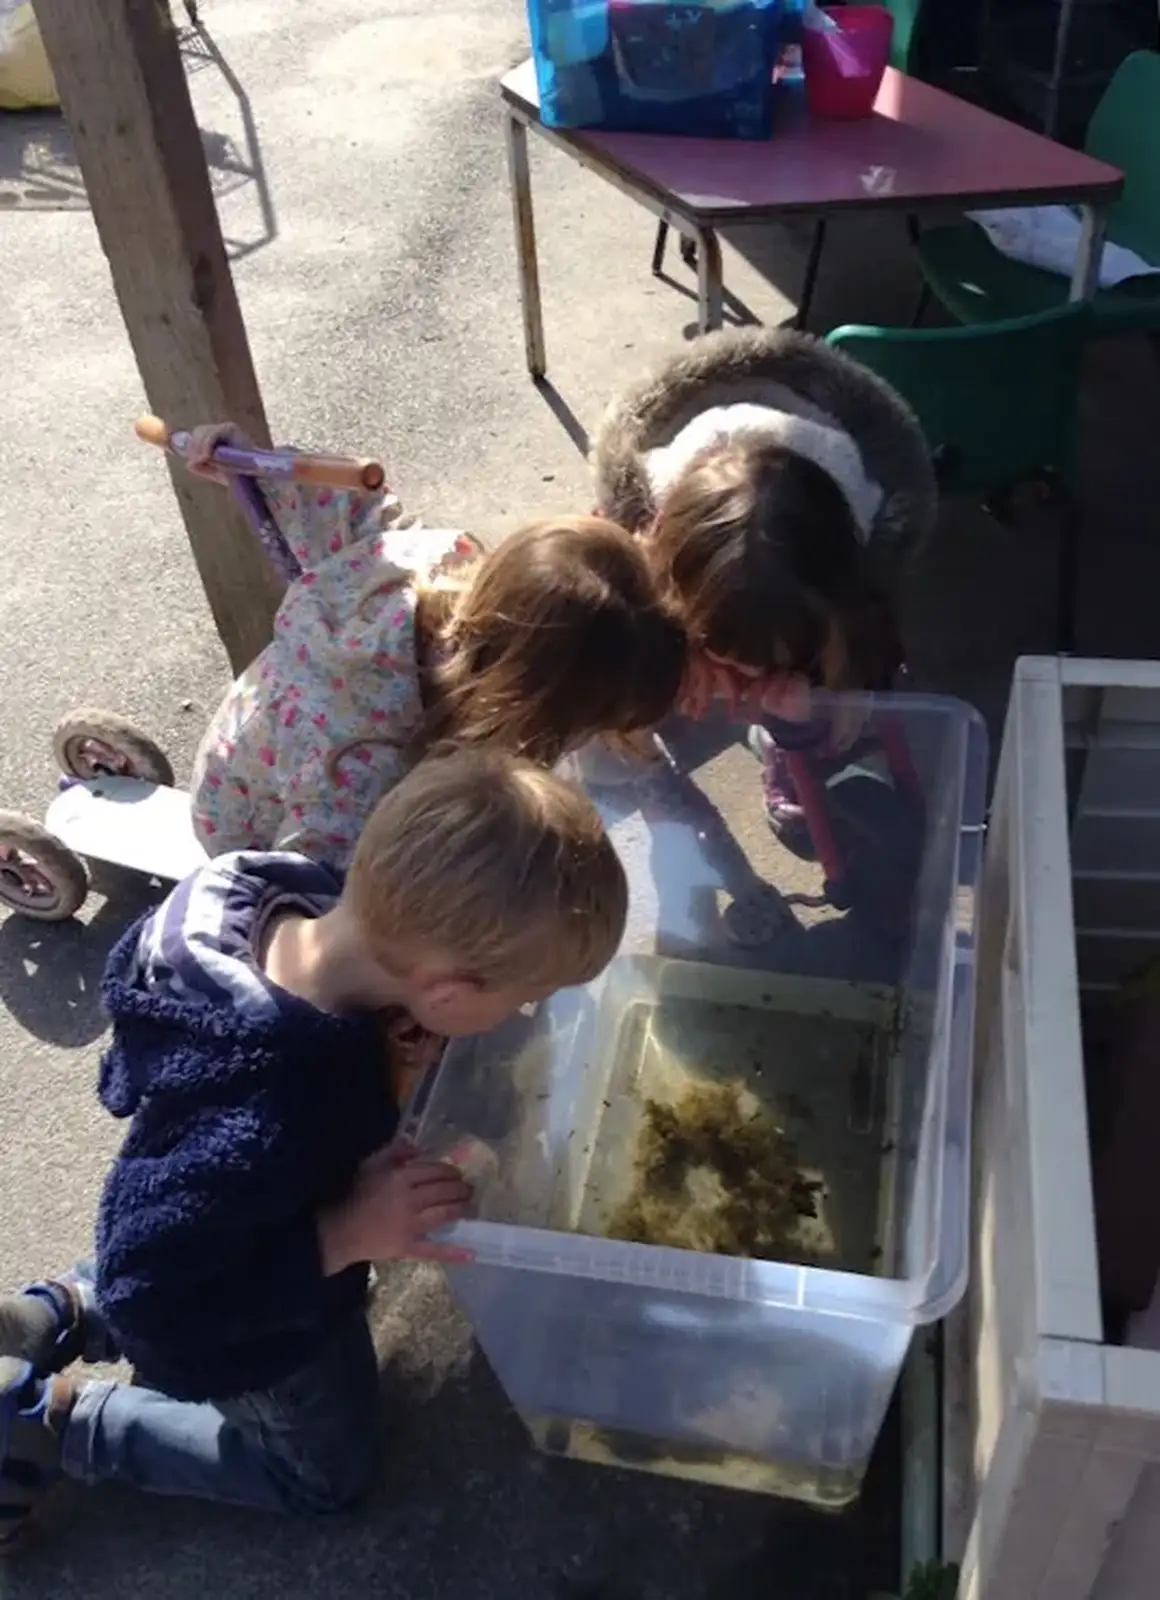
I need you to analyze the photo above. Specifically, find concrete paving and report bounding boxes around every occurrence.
[1,0,1159,1592]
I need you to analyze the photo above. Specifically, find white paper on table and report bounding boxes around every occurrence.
[966,205,1159,288]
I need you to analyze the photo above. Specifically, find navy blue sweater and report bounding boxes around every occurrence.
[94,854,399,1402]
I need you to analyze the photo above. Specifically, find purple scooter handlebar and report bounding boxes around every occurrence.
[134,414,386,493]
[135,414,391,587]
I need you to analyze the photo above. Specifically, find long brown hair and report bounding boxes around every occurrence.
[650,437,902,690]
[415,516,687,765]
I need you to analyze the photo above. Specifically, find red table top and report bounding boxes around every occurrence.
[501,60,1123,221]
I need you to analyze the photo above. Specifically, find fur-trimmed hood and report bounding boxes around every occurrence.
[591,326,936,561]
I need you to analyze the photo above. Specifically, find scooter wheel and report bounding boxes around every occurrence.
[53,709,175,787]
[0,812,88,922]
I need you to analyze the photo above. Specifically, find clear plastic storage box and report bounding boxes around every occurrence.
[527,0,785,137]
[409,694,986,1505]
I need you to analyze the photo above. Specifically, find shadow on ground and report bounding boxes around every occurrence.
[0,108,84,210]
[8,1266,898,1600]
[0,24,275,259]
[0,875,162,1047]
[182,22,277,261]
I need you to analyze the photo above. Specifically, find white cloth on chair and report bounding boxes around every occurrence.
[965,205,1160,288]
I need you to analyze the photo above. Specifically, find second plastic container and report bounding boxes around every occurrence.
[802,4,894,119]
[409,693,985,1505]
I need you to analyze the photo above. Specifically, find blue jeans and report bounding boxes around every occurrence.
[48,1264,382,1515]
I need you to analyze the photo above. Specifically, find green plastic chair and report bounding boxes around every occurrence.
[827,303,1094,650]
[915,51,1160,335]
[882,0,924,72]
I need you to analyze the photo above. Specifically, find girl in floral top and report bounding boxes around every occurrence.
[186,424,687,868]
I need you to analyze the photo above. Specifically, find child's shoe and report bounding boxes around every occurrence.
[0,1358,75,1556]
[0,1279,88,1376]
[746,726,814,856]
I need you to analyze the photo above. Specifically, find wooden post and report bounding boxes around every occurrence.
[33,0,282,673]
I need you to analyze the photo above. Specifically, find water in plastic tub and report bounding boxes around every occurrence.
[528,0,785,138]
[409,694,986,1504]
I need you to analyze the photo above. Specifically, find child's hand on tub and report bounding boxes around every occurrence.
[678,649,813,724]
[382,1011,446,1109]
[681,651,871,758]
[443,1137,502,1189]
[318,1141,474,1272]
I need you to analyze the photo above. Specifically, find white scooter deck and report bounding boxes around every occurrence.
[46,776,210,883]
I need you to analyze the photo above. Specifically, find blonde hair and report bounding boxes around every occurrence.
[416,517,687,764]
[345,746,627,991]
[651,438,902,691]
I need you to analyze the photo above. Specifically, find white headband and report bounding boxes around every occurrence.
[648,403,883,543]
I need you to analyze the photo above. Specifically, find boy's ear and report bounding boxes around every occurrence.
[416,975,481,1017]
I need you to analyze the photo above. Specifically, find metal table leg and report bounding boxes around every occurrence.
[1069,203,1108,302]
[651,220,670,275]
[794,220,828,331]
[504,111,546,379]
[1043,0,1077,139]
[692,224,724,334]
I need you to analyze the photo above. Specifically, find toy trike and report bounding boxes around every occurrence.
[0,418,385,922]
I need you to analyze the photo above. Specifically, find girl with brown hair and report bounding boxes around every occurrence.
[592,326,937,827]
[185,424,686,868]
